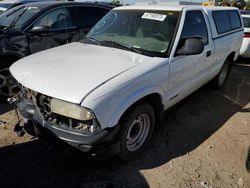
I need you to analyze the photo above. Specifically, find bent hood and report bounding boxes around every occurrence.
[10,42,150,104]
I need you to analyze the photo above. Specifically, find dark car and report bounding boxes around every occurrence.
[0,1,115,98]
[0,0,58,14]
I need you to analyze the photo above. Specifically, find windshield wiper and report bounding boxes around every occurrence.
[83,36,102,46]
[6,7,23,17]
[3,7,27,32]
[100,40,144,55]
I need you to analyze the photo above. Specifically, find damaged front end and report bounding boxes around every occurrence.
[11,87,120,157]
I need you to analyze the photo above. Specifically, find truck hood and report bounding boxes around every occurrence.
[10,42,150,104]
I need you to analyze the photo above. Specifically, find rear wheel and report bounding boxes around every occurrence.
[211,59,230,89]
[246,146,250,173]
[118,103,155,161]
[0,68,21,102]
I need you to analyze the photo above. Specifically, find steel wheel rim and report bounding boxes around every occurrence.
[0,68,20,96]
[219,63,228,86]
[126,113,151,152]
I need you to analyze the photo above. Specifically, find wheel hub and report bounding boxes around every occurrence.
[126,113,150,152]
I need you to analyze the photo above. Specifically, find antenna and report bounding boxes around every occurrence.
[64,2,69,44]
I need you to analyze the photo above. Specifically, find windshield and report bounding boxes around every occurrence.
[86,9,180,57]
[0,10,5,14]
[0,5,41,30]
[0,3,12,9]
[242,17,250,28]
[0,3,12,14]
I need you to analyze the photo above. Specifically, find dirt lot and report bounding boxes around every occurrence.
[0,60,249,188]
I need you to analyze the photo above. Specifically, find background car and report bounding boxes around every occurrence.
[240,10,250,58]
[0,1,115,98]
[0,0,12,14]
[0,0,16,14]
[0,0,58,14]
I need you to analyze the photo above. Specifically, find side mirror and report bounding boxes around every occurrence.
[176,38,204,56]
[29,26,49,34]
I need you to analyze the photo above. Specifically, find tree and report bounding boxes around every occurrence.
[112,0,120,5]
[246,0,250,9]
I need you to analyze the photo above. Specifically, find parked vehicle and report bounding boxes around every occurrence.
[0,0,56,14]
[240,10,250,58]
[0,1,115,98]
[10,5,243,160]
[0,0,12,14]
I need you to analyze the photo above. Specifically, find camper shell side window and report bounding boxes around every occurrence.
[212,10,242,34]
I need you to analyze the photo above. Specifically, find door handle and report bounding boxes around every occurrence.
[206,51,211,57]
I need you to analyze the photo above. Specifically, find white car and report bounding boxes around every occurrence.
[10,5,243,160]
[240,13,250,58]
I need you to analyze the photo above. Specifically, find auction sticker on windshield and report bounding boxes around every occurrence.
[142,12,167,21]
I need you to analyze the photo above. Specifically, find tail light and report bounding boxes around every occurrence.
[244,32,250,38]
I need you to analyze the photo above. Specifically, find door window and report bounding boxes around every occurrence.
[212,10,242,34]
[77,6,109,28]
[229,11,241,30]
[242,17,250,28]
[34,8,73,30]
[213,11,231,34]
[180,11,208,45]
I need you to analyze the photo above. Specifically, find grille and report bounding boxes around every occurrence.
[36,93,52,120]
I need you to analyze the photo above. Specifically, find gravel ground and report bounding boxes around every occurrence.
[0,61,249,188]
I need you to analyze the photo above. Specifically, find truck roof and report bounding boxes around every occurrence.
[115,5,239,12]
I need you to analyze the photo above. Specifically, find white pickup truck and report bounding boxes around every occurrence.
[10,5,243,160]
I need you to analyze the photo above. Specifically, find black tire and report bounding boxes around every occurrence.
[0,95,7,103]
[118,103,155,161]
[0,68,21,102]
[246,146,250,173]
[211,59,230,90]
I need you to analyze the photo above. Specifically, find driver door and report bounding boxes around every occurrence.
[167,10,213,107]
[27,7,73,54]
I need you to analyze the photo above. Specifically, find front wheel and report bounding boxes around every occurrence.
[211,59,230,89]
[118,103,155,161]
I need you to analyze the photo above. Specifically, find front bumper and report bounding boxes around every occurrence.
[17,99,120,158]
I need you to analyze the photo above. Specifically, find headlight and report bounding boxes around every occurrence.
[50,98,95,121]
